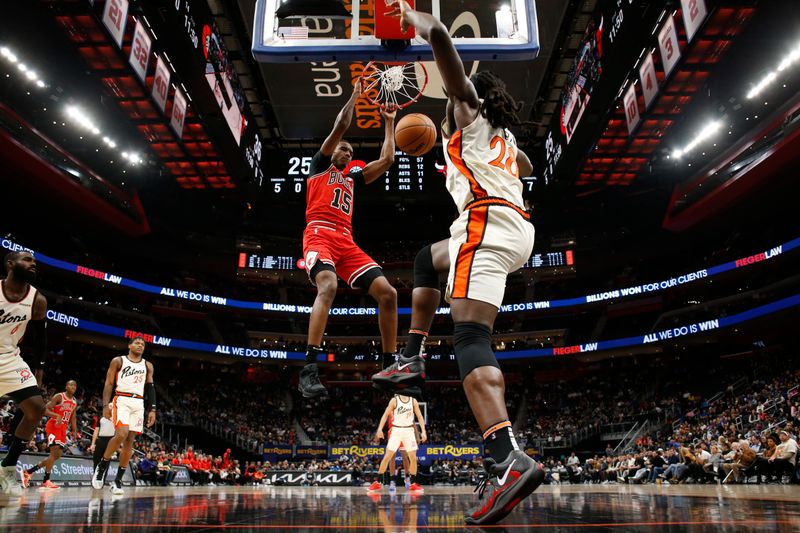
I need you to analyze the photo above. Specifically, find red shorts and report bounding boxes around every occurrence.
[45,419,67,448]
[302,223,380,288]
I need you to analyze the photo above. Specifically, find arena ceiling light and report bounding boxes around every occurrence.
[1,45,46,88]
[747,43,800,99]
[671,120,723,159]
[64,106,101,135]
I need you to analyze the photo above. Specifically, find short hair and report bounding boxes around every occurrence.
[128,336,146,345]
[4,251,22,269]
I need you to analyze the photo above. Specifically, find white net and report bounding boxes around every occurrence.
[360,61,427,109]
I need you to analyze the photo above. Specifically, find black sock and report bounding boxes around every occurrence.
[1,436,27,467]
[26,464,41,475]
[483,421,518,463]
[395,473,403,485]
[404,329,428,358]
[410,474,417,484]
[382,471,391,485]
[115,466,126,483]
[381,352,395,368]
[43,471,51,482]
[96,458,110,474]
[305,345,323,364]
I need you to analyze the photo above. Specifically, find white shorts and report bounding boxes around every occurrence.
[446,205,535,308]
[387,427,417,453]
[111,395,145,433]
[0,353,37,397]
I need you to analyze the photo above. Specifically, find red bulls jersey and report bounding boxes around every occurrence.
[305,151,363,232]
[53,393,77,423]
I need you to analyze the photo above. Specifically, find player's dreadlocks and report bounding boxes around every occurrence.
[470,71,526,130]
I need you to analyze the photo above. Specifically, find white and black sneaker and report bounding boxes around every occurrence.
[0,465,22,497]
[92,462,109,490]
[110,479,124,496]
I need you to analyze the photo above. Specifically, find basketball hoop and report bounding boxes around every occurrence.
[359,61,428,110]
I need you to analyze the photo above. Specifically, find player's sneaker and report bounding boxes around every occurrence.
[0,465,22,497]
[21,470,31,489]
[298,363,328,398]
[367,481,382,491]
[389,480,396,493]
[91,462,108,490]
[409,483,424,493]
[40,480,60,490]
[372,354,426,390]
[404,477,411,490]
[464,450,544,526]
[110,480,124,496]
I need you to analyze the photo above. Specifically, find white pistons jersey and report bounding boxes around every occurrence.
[392,395,415,428]
[443,112,526,214]
[0,281,37,359]
[115,356,147,396]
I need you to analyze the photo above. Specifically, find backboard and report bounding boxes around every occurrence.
[253,0,540,63]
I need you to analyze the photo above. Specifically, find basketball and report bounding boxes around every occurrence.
[395,113,437,156]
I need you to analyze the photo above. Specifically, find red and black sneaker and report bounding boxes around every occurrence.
[371,353,426,391]
[464,450,544,525]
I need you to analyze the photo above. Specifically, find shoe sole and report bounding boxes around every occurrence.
[372,372,426,388]
[464,465,545,525]
[298,387,328,399]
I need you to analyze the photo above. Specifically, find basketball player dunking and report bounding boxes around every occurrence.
[92,336,156,495]
[0,251,49,497]
[369,394,426,492]
[22,380,79,489]
[374,1,545,524]
[298,82,400,398]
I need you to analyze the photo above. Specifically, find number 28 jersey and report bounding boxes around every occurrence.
[305,151,364,233]
[443,112,525,215]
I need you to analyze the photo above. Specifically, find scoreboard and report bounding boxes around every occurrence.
[266,150,443,195]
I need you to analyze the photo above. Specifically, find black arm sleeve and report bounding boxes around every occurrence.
[308,150,329,177]
[144,383,157,411]
[26,320,48,370]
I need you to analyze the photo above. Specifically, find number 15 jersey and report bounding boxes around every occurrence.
[305,151,364,233]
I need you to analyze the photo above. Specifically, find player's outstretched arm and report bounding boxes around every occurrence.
[30,292,48,388]
[361,105,397,183]
[389,1,479,112]
[320,81,363,156]
[145,361,156,427]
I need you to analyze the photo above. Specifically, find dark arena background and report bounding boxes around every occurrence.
[1,0,799,531]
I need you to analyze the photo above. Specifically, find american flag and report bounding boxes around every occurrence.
[278,26,309,40]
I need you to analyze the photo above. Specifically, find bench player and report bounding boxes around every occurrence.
[298,82,400,398]
[0,250,48,497]
[374,1,545,524]
[22,379,78,489]
[369,394,426,492]
[92,336,156,495]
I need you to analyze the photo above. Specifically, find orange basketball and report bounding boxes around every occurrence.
[395,113,437,156]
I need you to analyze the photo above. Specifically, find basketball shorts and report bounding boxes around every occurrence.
[387,427,417,453]
[446,205,535,309]
[111,395,145,433]
[0,352,37,397]
[45,418,68,448]
[302,223,381,288]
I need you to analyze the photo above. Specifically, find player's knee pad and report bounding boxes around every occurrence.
[453,322,498,380]
[413,244,439,289]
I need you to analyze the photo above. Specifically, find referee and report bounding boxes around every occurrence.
[88,407,115,470]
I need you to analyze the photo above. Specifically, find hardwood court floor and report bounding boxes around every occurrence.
[0,484,798,531]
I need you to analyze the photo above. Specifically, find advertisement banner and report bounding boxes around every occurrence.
[294,445,329,459]
[329,444,484,466]
[680,0,708,43]
[129,19,152,83]
[263,443,294,462]
[16,453,135,486]
[172,465,192,485]
[265,470,353,486]
[101,0,129,48]
[658,15,682,78]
